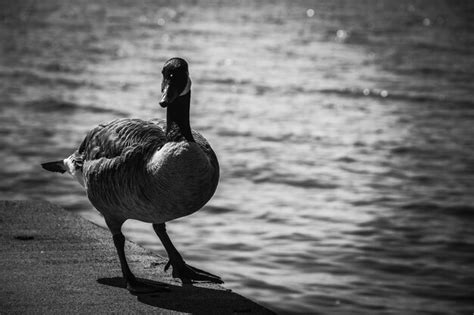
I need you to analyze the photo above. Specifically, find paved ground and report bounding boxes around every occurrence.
[0,200,275,314]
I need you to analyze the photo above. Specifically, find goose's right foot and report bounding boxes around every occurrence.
[108,228,168,295]
[126,276,169,295]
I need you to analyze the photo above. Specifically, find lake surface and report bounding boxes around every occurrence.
[1,0,473,313]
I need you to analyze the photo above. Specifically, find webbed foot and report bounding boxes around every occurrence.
[164,260,223,284]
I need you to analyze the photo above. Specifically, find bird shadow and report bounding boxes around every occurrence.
[97,277,268,314]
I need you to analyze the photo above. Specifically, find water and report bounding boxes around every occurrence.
[1,0,474,313]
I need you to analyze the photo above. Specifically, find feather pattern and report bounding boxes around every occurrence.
[74,118,219,223]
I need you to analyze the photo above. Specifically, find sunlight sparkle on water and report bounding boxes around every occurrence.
[156,17,166,26]
[336,29,348,42]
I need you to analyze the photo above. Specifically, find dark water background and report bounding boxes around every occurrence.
[1,0,474,314]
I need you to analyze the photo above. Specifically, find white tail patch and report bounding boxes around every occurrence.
[64,157,85,187]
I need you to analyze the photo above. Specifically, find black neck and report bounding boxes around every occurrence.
[166,92,195,142]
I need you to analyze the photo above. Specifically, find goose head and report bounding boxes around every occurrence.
[159,57,192,108]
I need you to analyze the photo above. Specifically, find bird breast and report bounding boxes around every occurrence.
[147,142,211,177]
[143,141,216,221]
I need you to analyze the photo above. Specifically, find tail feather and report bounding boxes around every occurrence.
[41,160,66,173]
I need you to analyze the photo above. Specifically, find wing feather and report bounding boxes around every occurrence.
[79,118,166,161]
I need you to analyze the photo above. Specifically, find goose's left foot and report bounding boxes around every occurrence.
[164,259,224,284]
[153,222,224,284]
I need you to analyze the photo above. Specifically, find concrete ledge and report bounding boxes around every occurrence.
[0,200,275,314]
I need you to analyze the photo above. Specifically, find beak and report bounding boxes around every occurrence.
[159,81,179,108]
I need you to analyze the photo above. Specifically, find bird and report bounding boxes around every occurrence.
[41,57,223,293]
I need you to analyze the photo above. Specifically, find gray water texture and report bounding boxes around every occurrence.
[1,0,473,314]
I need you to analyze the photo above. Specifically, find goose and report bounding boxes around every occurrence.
[41,57,223,293]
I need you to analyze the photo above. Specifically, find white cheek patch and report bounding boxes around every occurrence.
[179,77,192,96]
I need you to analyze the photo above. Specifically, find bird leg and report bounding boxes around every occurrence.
[106,218,168,294]
[153,223,223,284]
[112,233,137,284]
